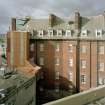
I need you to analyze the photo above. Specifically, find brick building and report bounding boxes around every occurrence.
[12,11,105,93]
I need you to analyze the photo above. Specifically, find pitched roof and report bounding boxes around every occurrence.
[18,12,105,40]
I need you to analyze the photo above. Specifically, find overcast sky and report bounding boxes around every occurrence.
[0,0,105,34]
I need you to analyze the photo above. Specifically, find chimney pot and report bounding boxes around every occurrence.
[11,18,16,31]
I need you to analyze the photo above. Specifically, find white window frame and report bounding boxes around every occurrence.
[66,30,71,37]
[98,62,104,71]
[81,60,86,69]
[38,30,44,37]
[68,58,73,67]
[98,78,103,85]
[55,58,60,66]
[96,29,102,37]
[69,72,73,81]
[57,30,62,36]
[81,30,87,37]
[48,30,53,37]
[98,45,104,54]
[68,44,73,53]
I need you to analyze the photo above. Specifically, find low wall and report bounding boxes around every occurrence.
[43,85,105,105]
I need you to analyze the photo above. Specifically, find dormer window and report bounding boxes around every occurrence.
[66,30,71,36]
[81,30,87,36]
[96,30,102,37]
[38,30,44,37]
[57,30,62,36]
[48,30,53,37]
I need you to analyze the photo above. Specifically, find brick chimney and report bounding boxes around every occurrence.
[75,10,81,30]
[49,14,56,27]
[11,18,16,31]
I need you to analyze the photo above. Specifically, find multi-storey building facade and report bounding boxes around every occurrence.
[14,11,105,93]
[0,34,7,65]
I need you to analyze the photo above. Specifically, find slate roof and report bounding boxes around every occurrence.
[18,12,105,40]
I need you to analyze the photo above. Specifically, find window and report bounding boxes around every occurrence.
[81,75,86,84]
[81,45,87,53]
[96,30,102,37]
[57,30,62,36]
[39,57,44,65]
[39,86,44,92]
[98,45,104,54]
[55,83,59,92]
[55,58,60,66]
[68,58,73,67]
[81,30,87,36]
[55,43,60,52]
[98,62,104,71]
[30,44,34,52]
[103,78,105,84]
[40,72,44,79]
[66,30,71,36]
[69,72,73,81]
[55,71,60,80]
[68,44,73,53]
[40,43,44,52]
[30,57,34,63]
[38,30,44,37]
[98,78,103,85]
[81,60,86,69]
[48,30,53,36]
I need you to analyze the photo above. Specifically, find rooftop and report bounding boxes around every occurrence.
[0,62,40,103]
[16,12,105,40]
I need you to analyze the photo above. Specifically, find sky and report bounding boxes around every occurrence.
[0,0,105,34]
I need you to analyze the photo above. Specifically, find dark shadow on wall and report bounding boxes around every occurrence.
[36,74,77,105]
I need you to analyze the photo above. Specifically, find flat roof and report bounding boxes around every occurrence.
[0,68,33,91]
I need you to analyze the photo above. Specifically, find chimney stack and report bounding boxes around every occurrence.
[49,14,56,27]
[11,18,16,31]
[75,10,81,30]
